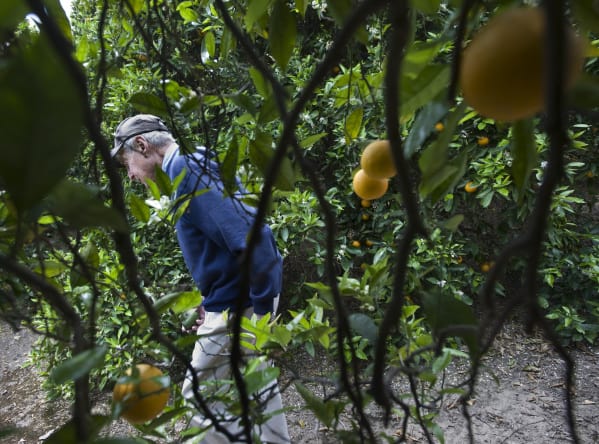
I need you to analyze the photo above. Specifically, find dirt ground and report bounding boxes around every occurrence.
[1,319,598,444]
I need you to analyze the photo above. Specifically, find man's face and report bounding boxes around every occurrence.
[117,138,160,185]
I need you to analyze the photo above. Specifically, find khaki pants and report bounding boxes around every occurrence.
[181,301,290,443]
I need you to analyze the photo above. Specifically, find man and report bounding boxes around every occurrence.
[111,114,290,443]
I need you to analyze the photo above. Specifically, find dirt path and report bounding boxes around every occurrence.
[1,321,598,443]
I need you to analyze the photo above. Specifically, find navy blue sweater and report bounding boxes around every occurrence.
[162,146,282,315]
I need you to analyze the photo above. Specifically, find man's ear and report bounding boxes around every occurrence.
[134,135,149,155]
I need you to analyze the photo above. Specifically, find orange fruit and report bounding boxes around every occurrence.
[361,213,370,221]
[360,139,397,179]
[464,181,478,193]
[477,136,489,146]
[351,240,361,248]
[360,199,372,208]
[460,7,585,122]
[365,239,374,247]
[480,262,492,273]
[352,169,388,200]
[113,363,170,424]
[435,122,444,131]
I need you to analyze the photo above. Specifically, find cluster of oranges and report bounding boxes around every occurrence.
[352,139,396,201]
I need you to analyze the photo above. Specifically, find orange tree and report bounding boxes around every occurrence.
[0,0,598,442]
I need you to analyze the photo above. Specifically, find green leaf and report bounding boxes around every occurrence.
[400,64,450,119]
[403,40,447,78]
[249,132,295,191]
[567,74,599,110]
[0,35,84,211]
[70,241,100,287]
[295,383,337,428]
[422,291,479,359]
[0,0,28,31]
[129,92,168,116]
[153,290,202,314]
[344,107,363,142]
[128,194,150,223]
[201,31,216,64]
[221,137,240,195]
[45,180,129,233]
[299,132,328,148]
[295,0,308,16]
[348,313,377,344]
[269,0,297,70]
[245,0,271,31]
[44,0,73,42]
[412,0,441,14]
[249,67,270,98]
[441,214,464,231]
[45,415,109,444]
[571,0,599,33]
[418,102,466,202]
[244,366,279,394]
[404,102,449,158]
[511,118,537,199]
[50,345,108,384]
[327,0,368,43]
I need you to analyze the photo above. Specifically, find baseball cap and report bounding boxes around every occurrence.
[111,114,170,158]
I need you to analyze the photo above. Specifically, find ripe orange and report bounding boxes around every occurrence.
[435,122,444,132]
[112,363,170,424]
[365,239,374,247]
[480,262,492,273]
[459,7,585,122]
[360,199,372,208]
[477,136,489,146]
[352,169,388,200]
[351,240,361,248]
[464,181,478,193]
[360,139,397,179]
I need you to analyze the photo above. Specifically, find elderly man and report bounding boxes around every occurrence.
[111,114,290,443]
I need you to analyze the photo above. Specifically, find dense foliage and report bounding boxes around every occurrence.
[1,0,598,442]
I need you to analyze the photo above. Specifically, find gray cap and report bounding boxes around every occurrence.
[111,114,170,158]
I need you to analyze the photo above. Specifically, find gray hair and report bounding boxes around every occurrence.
[122,130,175,151]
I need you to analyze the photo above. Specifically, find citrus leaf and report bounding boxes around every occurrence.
[405,101,449,158]
[348,313,377,344]
[245,0,271,31]
[412,0,441,14]
[511,118,537,199]
[128,194,150,223]
[244,366,279,394]
[567,73,599,110]
[422,291,479,359]
[221,137,240,195]
[129,92,168,116]
[45,180,128,232]
[0,0,28,31]
[572,0,599,33]
[50,345,108,384]
[249,132,295,191]
[344,107,363,142]
[400,64,450,119]
[0,35,84,211]
[45,181,128,233]
[299,132,328,148]
[153,290,202,314]
[269,0,296,70]
[45,415,110,444]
